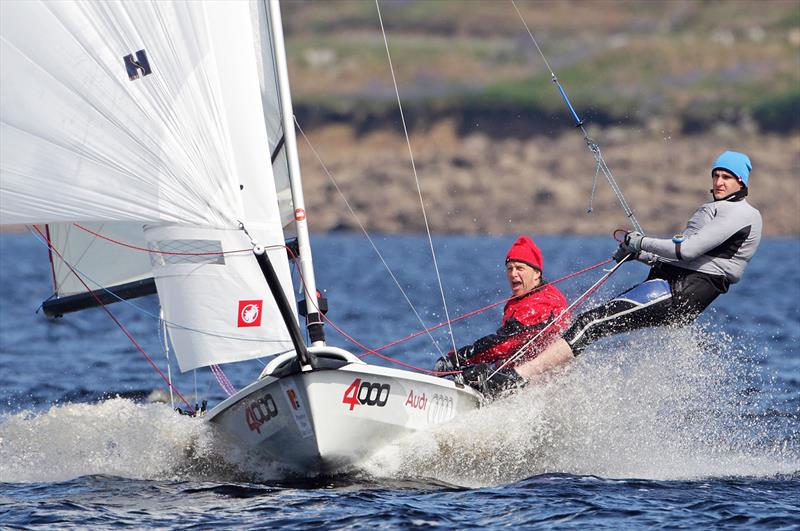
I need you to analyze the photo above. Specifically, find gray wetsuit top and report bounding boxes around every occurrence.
[637,194,762,284]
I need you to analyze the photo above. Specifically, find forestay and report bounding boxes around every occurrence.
[0,0,297,371]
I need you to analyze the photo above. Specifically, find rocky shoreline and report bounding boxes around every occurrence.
[3,125,795,237]
[298,122,799,236]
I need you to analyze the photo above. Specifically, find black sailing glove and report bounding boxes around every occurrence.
[612,244,635,263]
[460,362,525,399]
[622,231,645,254]
[432,345,474,373]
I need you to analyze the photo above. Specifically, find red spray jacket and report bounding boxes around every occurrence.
[463,283,570,366]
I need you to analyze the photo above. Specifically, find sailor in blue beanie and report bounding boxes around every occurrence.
[712,150,752,187]
[462,151,764,396]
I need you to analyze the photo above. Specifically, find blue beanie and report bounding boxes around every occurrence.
[711,151,752,187]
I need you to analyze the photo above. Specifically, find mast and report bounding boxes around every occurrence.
[268,0,325,346]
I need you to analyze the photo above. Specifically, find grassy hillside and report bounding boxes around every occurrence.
[282,0,800,135]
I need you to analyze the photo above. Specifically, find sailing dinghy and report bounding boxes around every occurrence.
[0,0,481,472]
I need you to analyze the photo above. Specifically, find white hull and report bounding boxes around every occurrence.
[206,347,482,472]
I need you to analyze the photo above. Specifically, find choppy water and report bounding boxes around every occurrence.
[1,233,798,528]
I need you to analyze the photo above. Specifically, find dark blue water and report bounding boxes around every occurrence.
[2,232,799,528]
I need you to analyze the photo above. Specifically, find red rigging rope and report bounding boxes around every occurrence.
[32,225,197,413]
[283,244,459,375]
[358,257,613,357]
[322,315,459,375]
[72,223,298,396]
[66,223,620,377]
[66,225,455,376]
[73,223,254,256]
[289,250,614,375]
[261,238,618,376]
[210,364,237,396]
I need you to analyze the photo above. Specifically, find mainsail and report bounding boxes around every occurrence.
[1,0,299,371]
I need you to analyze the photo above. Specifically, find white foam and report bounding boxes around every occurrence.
[0,399,192,482]
[0,398,284,483]
[363,327,799,486]
[1,327,796,486]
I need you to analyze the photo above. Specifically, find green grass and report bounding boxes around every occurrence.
[283,0,800,134]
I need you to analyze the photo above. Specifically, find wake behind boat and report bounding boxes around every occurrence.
[0,0,481,473]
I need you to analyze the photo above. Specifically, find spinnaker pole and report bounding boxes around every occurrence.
[268,0,325,345]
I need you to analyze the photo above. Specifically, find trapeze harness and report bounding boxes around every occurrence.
[564,190,763,354]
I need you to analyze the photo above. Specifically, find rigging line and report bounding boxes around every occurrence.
[587,159,601,213]
[304,252,611,364]
[73,223,254,256]
[29,225,196,413]
[29,228,288,344]
[290,241,611,374]
[375,0,459,357]
[210,364,236,397]
[510,0,556,78]
[283,242,455,373]
[216,365,237,395]
[294,117,445,356]
[509,0,644,234]
[489,255,630,379]
[317,309,458,376]
[282,243,442,364]
[361,257,614,356]
[278,237,459,375]
[158,307,175,409]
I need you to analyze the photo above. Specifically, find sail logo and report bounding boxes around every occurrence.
[123,49,152,81]
[238,300,263,327]
[404,389,427,410]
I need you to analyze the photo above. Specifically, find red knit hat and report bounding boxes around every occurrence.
[505,235,543,272]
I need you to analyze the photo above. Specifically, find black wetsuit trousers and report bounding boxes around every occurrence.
[564,262,729,355]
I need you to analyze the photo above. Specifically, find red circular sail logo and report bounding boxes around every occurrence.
[294,208,306,221]
[238,300,263,327]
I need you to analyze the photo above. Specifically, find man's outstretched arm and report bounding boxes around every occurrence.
[513,337,574,380]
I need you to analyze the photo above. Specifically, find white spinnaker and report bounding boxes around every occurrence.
[0,0,244,227]
[1,1,298,371]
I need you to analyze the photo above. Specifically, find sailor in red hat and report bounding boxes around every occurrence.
[433,235,570,374]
